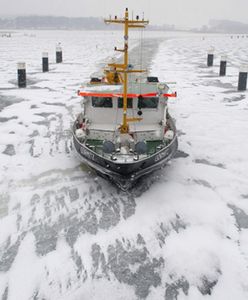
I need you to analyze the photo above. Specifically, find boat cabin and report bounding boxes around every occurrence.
[78,81,169,142]
[74,79,176,161]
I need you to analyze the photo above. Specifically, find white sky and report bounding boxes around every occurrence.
[1,0,248,27]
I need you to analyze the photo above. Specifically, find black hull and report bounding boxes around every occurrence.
[72,118,178,190]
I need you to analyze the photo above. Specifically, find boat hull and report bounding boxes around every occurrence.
[72,120,178,190]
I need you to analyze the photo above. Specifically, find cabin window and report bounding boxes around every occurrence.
[118,97,133,108]
[138,97,159,109]
[92,97,113,108]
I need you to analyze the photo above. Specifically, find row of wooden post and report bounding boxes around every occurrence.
[17,45,247,92]
[17,45,63,88]
[207,49,247,91]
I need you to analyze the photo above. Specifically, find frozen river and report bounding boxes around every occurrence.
[0,30,248,300]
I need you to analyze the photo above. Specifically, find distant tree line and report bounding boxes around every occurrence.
[0,16,104,30]
[1,16,247,33]
[0,15,176,31]
[192,19,248,34]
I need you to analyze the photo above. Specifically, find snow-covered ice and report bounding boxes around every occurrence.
[0,30,248,299]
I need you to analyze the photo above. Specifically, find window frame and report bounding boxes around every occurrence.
[137,97,159,109]
[117,97,133,109]
[92,96,113,108]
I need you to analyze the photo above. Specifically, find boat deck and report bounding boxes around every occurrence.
[85,138,164,157]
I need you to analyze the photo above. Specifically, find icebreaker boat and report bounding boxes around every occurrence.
[72,8,178,190]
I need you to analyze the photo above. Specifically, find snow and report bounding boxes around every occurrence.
[83,85,122,91]
[0,30,248,299]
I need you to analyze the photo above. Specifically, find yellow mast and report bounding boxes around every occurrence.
[104,8,149,134]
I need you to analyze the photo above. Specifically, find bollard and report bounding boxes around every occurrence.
[17,62,26,88]
[238,65,248,91]
[42,52,49,72]
[207,48,214,67]
[219,55,227,76]
[56,45,62,63]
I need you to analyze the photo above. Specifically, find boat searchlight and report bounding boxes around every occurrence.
[157,83,166,92]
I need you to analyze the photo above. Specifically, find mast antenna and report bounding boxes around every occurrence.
[104,8,149,134]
